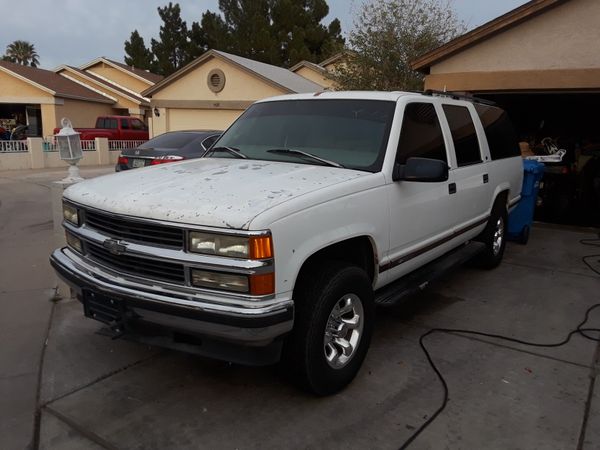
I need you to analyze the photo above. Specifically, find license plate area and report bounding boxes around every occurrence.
[83,290,126,325]
[131,158,146,168]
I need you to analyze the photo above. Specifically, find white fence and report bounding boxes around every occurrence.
[0,140,28,153]
[0,137,147,171]
[109,140,147,151]
[43,139,97,152]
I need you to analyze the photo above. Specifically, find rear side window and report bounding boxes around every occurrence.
[396,103,447,164]
[475,105,520,160]
[96,118,105,128]
[107,119,118,129]
[442,105,482,167]
[120,119,129,129]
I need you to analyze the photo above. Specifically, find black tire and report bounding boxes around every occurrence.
[283,261,374,396]
[474,200,508,269]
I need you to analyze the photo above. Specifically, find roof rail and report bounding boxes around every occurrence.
[421,89,497,106]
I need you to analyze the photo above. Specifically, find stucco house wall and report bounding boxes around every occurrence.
[294,66,335,89]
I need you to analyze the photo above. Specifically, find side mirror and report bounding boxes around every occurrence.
[393,157,449,182]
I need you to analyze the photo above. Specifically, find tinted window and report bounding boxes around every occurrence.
[131,119,145,130]
[139,132,201,149]
[475,105,520,160]
[216,100,396,172]
[108,119,118,129]
[442,105,481,167]
[396,103,447,164]
[120,119,129,129]
[96,118,105,128]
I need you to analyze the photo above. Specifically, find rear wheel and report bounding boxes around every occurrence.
[284,261,374,395]
[474,200,508,269]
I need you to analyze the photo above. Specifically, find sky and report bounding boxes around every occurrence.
[0,0,529,70]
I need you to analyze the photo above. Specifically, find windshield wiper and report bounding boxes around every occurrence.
[266,148,344,168]
[205,146,247,159]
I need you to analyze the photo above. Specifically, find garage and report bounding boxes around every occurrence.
[412,0,600,227]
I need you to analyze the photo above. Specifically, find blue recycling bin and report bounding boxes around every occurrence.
[508,159,545,244]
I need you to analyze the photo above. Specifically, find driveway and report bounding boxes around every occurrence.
[1,166,599,449]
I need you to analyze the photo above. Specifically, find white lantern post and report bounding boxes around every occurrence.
[54,117,84,182]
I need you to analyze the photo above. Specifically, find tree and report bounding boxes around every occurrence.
[334,0,465,91]
[4,40,39,67]
[186,0,344,67]
[150,3,191,76]
[124,30,153,70]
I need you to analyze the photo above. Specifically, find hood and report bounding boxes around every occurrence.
[65,158,368,229]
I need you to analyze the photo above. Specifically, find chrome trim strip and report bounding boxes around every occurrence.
[64,199,270,236]
[64,222,274,274]
[57,247,290,312]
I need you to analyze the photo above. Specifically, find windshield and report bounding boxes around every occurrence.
[213,100,396,172]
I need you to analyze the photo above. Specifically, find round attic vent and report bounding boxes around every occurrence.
[207,69,225,93]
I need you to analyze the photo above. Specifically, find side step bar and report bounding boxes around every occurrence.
[374,241,486,307]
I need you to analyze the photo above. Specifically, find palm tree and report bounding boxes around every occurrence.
[4,41,39,67]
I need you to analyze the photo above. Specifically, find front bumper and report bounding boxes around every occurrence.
[50,248,294,364]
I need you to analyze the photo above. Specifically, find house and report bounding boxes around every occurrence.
[0,57,162,138]
[290,51,354,89]
[0,61,115,138]
[412,0,600,225]
[142,49,325,137]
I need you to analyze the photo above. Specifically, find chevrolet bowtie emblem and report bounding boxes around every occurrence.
[102,238,127,256]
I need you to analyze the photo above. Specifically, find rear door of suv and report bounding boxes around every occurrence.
[439,101,492,234]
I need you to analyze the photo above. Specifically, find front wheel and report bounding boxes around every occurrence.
[474,201,508,269]
[283,261,374,395]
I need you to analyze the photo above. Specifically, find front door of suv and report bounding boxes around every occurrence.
[384,101,458,281]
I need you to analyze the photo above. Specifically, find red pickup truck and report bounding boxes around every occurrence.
[53,116,149,140]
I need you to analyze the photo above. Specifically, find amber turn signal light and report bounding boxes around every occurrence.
[249,273,275,296]
[249,236,273,259]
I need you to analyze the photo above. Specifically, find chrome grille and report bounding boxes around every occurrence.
[85,209,184,248]
[86,242,186,284]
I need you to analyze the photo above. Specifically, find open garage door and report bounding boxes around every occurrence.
[476,92,600,227]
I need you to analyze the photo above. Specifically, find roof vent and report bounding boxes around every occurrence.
[207,69,225,93]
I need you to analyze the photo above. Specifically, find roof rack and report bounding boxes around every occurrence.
[419,89,497,106]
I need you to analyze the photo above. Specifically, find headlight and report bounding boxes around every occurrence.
[191,269,249,293]
[65,231,83,253]
[63,202,80,226]
[188,232,272,259]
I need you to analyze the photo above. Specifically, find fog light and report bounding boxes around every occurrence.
[191,269,249,293]
[65,231,83,253]
[63,202,79,226]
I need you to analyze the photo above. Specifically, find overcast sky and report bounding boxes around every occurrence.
[0,0,528,70]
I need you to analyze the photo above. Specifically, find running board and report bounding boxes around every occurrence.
[374,241,485,307]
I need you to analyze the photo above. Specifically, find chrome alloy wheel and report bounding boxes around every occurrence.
[492,216,505,256]
[323,294,364,369]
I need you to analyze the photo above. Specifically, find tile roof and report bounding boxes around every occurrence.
[213,50,323,93]
[104,58,164,84]
[57,65,148,104]
[0,61,114,103]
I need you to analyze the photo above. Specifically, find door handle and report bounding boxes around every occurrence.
[483,174,489,184]
[448,183,457,194]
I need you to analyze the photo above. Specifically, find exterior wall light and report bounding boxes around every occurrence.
[153,107,160,117]
[54,117,83,182]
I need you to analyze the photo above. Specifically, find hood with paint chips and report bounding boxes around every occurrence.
[64,158,368,229]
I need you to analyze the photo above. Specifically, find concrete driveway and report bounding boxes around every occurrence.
[1,167,599,450]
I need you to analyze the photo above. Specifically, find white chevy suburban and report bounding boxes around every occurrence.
[51,91,523,394]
